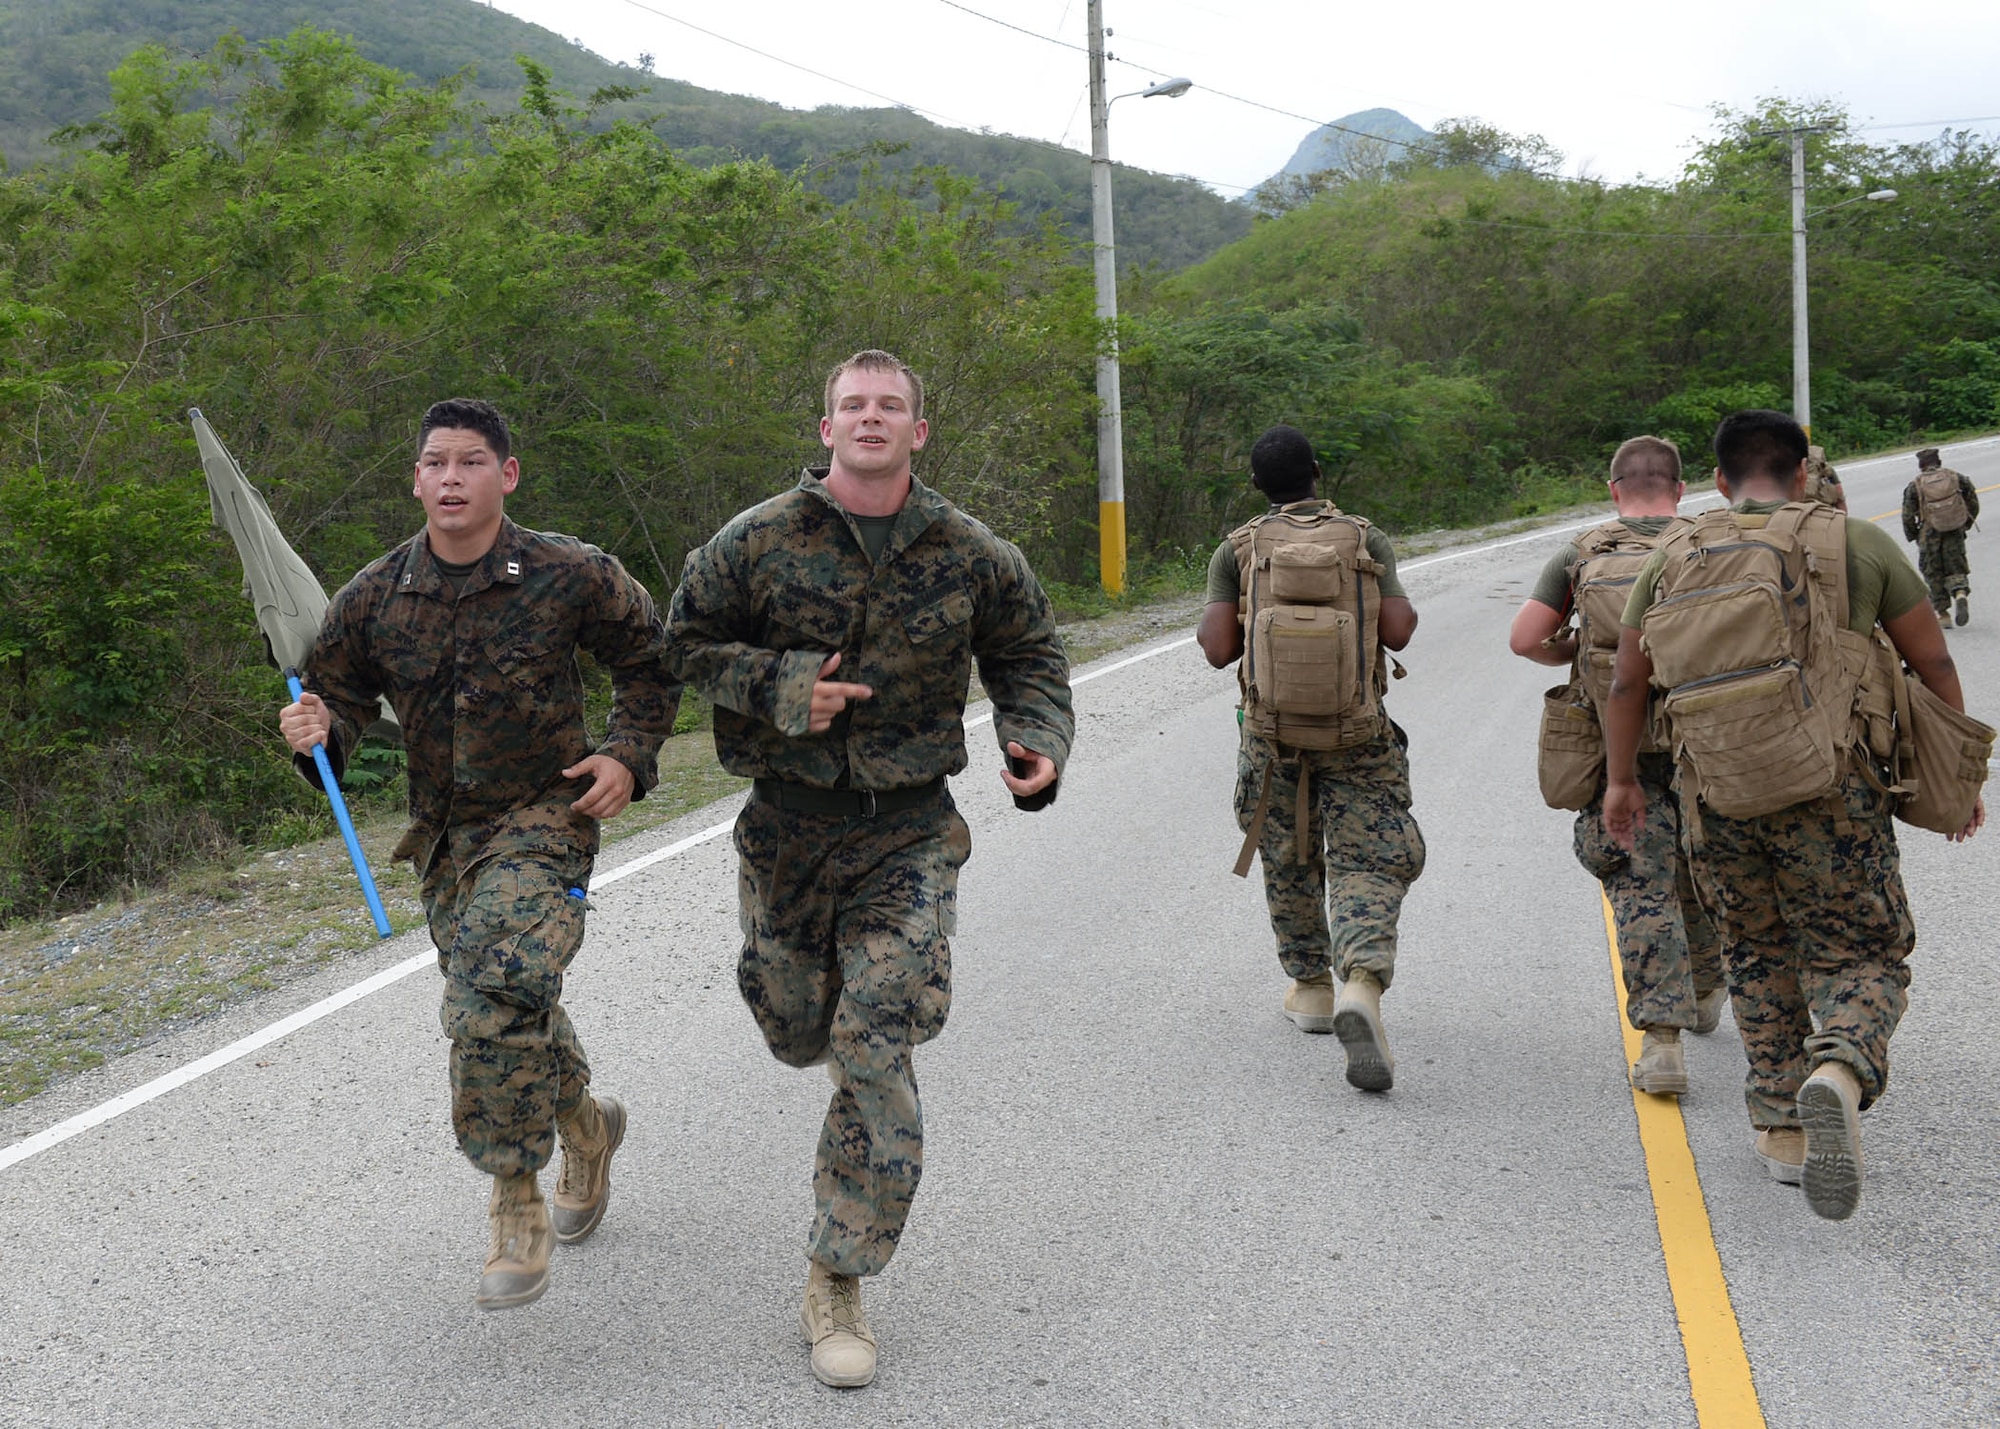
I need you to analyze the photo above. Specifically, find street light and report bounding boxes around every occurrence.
[1778,122,1898,434]
[1088,0,1192,595]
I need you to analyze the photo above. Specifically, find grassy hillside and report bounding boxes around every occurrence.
[0,0,1250,270]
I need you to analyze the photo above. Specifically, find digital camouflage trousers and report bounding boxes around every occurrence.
[1687,772,1915,1129]
[734,791,972,1278]
[1572,759,1724,1032]
[1233,724,1426,988]
[420,814,596,1180]
[1918,529,1971,611]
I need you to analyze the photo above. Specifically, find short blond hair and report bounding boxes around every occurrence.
[1609,434,1682,494]
[824,349,924,421]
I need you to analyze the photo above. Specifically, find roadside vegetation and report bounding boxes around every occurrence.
[0,28,1994,936]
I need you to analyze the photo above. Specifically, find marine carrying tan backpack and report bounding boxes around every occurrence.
[1639,502,1876,822]
[1534,519,1675,810]
[1230,502,1389,752]
[1915,466,1970,533]
[1568,520,1675,748]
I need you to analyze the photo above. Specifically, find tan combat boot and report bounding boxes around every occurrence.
[1798,1060,1864,1220]
[1283,971,1336,1033]
[1332,969,1393,1091]
[1692,987,1727,1036]
[1755,1127,1805,1185]
[477,1172,551,1311]
[800,1259,876,1387]
[552,1092,627,1244]
[1629,1028,1689,1096]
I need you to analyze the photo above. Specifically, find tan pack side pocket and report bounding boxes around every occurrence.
[1268,542,1346,603]
[1665,665,1839,819]
[1856,632,1899,762]
[1537,686,1604,811]
[1641,580,1790,689]
[1897,677,1996,834]
[1252,605,1357,718]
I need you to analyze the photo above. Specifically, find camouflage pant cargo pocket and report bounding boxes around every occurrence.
[1572,801,1628,881]
[422,844,593,1178]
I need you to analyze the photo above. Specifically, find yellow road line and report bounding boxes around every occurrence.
[1603,896,1768,1429]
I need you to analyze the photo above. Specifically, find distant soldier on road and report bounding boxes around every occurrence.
[279,398,681,1309]
[1508,436,1725,1097]
[1605,409,1982,1220]
[1197,424,1423,1094]
[1901,446,1978,626]
[1804,445,1846,511]
[666,349,1073,1389]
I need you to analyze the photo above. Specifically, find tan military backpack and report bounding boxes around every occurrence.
[1915,466,1970,533]
[1639,503,1874,822]
[1567,520,1674,746]
[1535,520,1674,810]
[1229,502,1388,751]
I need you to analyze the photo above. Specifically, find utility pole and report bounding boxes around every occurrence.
[1758,122,1833,436]
[1086,0,1125,596]
[1789,127,1813,435]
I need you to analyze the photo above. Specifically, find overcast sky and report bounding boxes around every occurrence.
[482,0,2000,194]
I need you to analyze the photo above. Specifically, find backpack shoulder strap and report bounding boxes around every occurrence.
[1228,512,1266,560]
[1768,501,1851,629]
[1650,512,1717,596]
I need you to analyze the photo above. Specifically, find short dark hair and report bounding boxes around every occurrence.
[1250,425,1319,502]
[1712,409,1806,489]
[419,398,512,463]
[824,350,924,421]
[1609,435,1682,495]
[1917,447,1941,469]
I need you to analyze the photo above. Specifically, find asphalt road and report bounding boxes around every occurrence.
[4,439,1997,1427]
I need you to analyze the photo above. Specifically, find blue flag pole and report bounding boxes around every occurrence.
[285,667,392,939]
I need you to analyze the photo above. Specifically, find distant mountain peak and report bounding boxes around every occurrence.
[1277,108,1434,181]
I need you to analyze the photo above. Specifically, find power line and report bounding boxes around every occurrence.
[606,0,1253,192]
[932,0,1088,56]
[925,0,1475,170]
[1446,217,1783,241]
[607,0,968,125]
[1858,114,2000,131]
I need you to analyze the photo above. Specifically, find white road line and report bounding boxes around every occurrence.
[0,625,1217,1171]
[0,950,435,1172]
[12,446,1983,1172]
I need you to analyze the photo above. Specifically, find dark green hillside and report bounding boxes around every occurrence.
[1159,113,2000,463]
[0,0,1249,270]
[0,0,635,156]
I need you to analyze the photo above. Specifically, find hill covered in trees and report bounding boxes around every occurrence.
[0,0,1250,271]
[1120,106,2000,541]
[0,25,1993,924]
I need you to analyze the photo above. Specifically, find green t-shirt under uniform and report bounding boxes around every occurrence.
[1526,515,1678,613]
[853,513,898,564]
[1621,500,1928,633]
[1205,504,1407,605]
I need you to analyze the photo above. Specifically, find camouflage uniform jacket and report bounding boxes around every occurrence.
[666,469,1074,790]
[297,517,681,866]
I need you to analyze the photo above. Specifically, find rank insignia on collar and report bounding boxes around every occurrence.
[506,561,521,577]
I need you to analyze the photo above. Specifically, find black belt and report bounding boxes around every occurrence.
[750,777,944,817]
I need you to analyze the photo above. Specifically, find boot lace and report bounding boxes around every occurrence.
[491,1196,538,1262]
[826,1274,864,1335]
[556,1140,593,1200]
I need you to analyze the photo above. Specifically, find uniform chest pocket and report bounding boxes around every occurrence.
[767,585,857,649]
[490,627,570,692]
[373,614,448,690]
[903,590,975,645]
